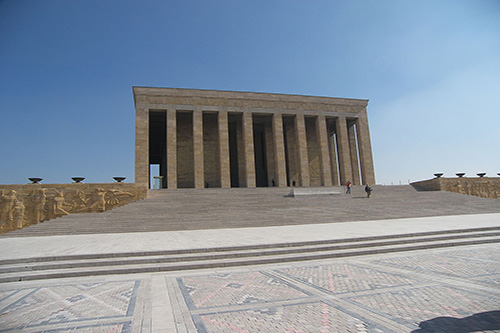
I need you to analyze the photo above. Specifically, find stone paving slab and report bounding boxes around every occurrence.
[0,280,139,332]
[0,212,499,331]
[1,243,499,332]
[0,213,499,261]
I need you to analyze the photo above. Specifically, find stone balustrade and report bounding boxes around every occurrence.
[411,176,500,199]
[0,183,147,234]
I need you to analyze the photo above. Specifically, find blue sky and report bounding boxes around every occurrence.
[1,0,499,185]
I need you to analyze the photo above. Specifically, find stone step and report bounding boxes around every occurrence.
[287,187,342,197]
[1,231,499,273]
[2,225,499,265]
[1,227,499,283]
[2,238,499,283]
[3,225,499,265]
[2,185,500,237]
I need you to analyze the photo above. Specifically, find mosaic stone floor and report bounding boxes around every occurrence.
[0,281,139,332]
[176,245,500,332]
[1,244,499,332]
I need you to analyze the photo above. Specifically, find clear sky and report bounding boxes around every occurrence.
[1,0,499,185]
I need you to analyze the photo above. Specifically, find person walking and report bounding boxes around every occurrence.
[365,184,373,198]
[346,181,352,194]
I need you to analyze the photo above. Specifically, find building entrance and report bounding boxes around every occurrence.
[253,122,268,187]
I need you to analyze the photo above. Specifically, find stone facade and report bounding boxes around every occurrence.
[0,183,147,233]
[134,87,376,189]
[411,177,500,199]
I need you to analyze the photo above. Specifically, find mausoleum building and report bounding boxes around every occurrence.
[134,87,375,189]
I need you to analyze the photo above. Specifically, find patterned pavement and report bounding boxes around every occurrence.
[0,281,139,332]
[1,244,499,332]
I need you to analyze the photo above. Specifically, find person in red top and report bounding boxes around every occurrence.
[346,181,352,194]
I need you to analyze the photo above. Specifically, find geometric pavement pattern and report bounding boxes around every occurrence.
[178,271,310,309]
[178,246,500,332]
[1,245,500,332]
[0,280,139,332]
[197,302,368,333]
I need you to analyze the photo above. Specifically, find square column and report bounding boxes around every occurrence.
[295,114,310,187]
[283,117,299,186]
[193,110,204,189]
[329,133,339,185]
[347,120,361,185]
[242,112,256,187]
[356,116,376,185]
[335,116,352,186]
[327,120,339,185]
[135,108,149,187]
[264,120,276,186]
[218,110,231,188]
[272,113,287,187]
[166,109,177,189]
[316,115,333,186]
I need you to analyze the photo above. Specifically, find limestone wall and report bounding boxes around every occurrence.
[410,178,442,191]
[411,177,500,199]
[0,183,147,233]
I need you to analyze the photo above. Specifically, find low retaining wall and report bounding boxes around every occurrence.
[0,183,147,233]
[411,177,500,199]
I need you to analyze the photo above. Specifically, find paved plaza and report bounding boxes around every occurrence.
[0,244,499,332]
[0,214,499,332]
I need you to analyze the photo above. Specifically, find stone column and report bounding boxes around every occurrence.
[335,116,352,186]
[135,107,149,187]
[356,115,376,185]
[264,120,276,186]
[316,115,333,186]
[284,117,299,186]
[272,113,287,187]
[166,109,177,189]
[236,120,245,187]
[347,120,361,185]
[327,120,339,186]
[193,109,204,189]
[295,114,310,187]
[329,133,339,185]
[218,110,231,188]
[242,111,256,187]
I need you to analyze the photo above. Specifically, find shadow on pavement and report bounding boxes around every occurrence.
[412,311,500,332]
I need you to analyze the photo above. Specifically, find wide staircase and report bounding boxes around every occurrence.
[0,185,499,282]
[2,185,500,236]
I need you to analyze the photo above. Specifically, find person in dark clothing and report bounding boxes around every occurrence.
[365,184,373,198]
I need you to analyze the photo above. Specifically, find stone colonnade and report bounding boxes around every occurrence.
[134,87,375,189]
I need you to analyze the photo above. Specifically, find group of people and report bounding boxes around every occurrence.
[345,181,372,198]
